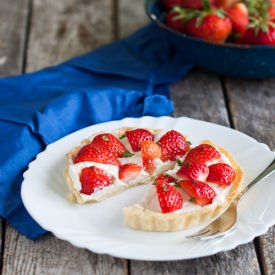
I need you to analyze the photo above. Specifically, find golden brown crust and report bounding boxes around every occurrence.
[123,140,244,232]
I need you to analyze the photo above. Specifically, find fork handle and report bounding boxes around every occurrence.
[239,157,275,198]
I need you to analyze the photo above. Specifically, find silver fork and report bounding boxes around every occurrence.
[187,156,275,240]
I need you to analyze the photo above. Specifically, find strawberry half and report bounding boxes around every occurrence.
[156,181,183,213]
[141,141,162,174]
[92,133,128,158]
[80,166,113,195]
[207,163,236,185]
[158,130,190,161]
[183,144,221,165]
[155,174,176,184]
[179,179,216,205]
[119,163,142,182]
[125,128,154,152]
[176,162,209,181]
[73,143,120,166]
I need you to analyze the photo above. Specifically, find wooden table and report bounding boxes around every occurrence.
[0,0,274,274]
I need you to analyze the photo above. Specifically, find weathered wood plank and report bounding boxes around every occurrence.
[118,0,149,38]
[225,77,275,275]
[118,1,261,274]
[26,0,115,72]
[2,0,127,274]
[171,70,229,125]
[0,0,29,76]
[2,226,127,275]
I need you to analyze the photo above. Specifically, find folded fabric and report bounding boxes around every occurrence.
[0,23,193,239]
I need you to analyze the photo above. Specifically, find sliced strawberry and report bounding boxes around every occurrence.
[119,163,142,182]
[155,174,176,184]
[179,179,216,205]
[158,130,190,161]
[207,163,236,185]
[141,141,162,174]
[125,128,154,152]
[156,181,183,213]
[92,133,128,158]
[73,143,120,166]
[176,162,209,181]
[183,144,221,165]
[80,166,113,195]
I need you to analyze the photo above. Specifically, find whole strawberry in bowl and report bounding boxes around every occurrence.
[146,0,275,79]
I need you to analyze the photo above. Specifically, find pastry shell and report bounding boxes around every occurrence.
[123,140,244,232]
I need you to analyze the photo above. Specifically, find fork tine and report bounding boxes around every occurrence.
[187,229,221,240]
[186,229,212,239]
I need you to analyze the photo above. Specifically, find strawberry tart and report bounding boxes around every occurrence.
[64,127,244,232]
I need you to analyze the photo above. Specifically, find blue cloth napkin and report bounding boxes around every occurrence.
[0,24,193,239]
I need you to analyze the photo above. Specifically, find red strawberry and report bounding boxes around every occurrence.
[181,0,216,10]
[176,162,209,181]
[269,0,275,19]
[166,11,186,32]
[119,163,142,182]
[185,14,232,43]
[80,166,113,195]
[141,141,162,174]
[207,163,236,185]
[156,181,183,213]
[125,128,154,152]
[179,179,216,205]
[155,173,176,184]
[158,130,190,161]
[183,144,221,165]
[163,0,185,10]
[92,133,127,158]
[215,0,239,9]
[73,143,120,166]
[241,26,275,45]
[227,3,249,35]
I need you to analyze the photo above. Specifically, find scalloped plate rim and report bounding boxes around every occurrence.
[21,116,275,261]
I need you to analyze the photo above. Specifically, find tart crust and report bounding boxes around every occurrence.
[123,140,244,232]
[64,127,163,203]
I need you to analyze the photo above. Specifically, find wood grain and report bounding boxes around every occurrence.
[225,77,275,275]
[26,0,115,72]
[118,0,149,38]
[130,243,260,275]
[171,69,229,126]
[2,226,127,275]
[0,0,29,76]
[2,0,127,274]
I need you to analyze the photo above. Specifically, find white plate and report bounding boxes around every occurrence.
[21,116,275,261]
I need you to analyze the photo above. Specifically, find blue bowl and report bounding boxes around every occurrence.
[146,0,275,79]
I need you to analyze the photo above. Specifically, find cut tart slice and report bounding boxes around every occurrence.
[123,140,244,232]
[64,127,190,203]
